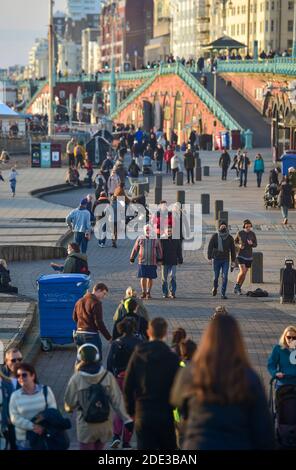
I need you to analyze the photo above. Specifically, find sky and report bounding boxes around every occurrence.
[0,0,66,68]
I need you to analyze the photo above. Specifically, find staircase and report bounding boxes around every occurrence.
[193,72,271,148]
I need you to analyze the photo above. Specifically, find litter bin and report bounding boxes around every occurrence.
[37,274,90,351]
[220,131,230,149]
[231,130,241,150]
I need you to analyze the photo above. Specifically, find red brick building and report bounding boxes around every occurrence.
[100,0,153,71]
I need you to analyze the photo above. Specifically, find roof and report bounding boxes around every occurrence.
[203,36,247,50]
[0,101,21,118]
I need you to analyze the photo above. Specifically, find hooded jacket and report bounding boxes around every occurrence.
[123,340,179,417]
[63,252,89,274]
[64,364,131,443]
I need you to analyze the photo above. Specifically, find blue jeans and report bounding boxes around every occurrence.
[156,160,163,171]
[74,232,88,254]
[281,206,288,219]
[239,170,248,186]
[74,332,102,359]
[213,259,229,295]
[10,180,16,195]
[161,265,177,296]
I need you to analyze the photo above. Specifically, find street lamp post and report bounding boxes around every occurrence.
[48,0,54,137]
[109,2,117,115]
[134,50,138,70]
[213,67,217,100]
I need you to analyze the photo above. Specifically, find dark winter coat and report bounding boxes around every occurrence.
[234,230,257,259]
[124,340,179,417]
[161,238,183,265]
[269,169,280,185]
[63,252,89,274]
[112,313,148,341]
[219,152,231,168]
[279,182,294,208]
[128,161,141,178]
[184,151,195,170]
[171,366,275,450]
[207,233,236,262]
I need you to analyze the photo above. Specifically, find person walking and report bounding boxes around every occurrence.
[112,298,148,341]
[253,153,265,188]
[183,145,195,184]
[107,169,121,197]
[74,141,86,169]
[8,167,18,197]
[124,317,179,450]
[66,137,76,167]
[107,318,143,449]
[171,315,275,450]
[154,143,164,172]
[84,158,94,189]
[113,286,149,324]
[66,199,91,254]
[269,166,281,185]
[160,227,183,299]
[73,283,111,359]
[231,149,241,178]
[101,154,114,184]
[0,370,14,450]
[238,152,251,187]
[64,343,133,451]
[164,145,174,174]
[279,176,294,225]
[267,325,296,387]
[94,170,106,199]
[130,225,163,299]
[170,152,181,184]
[219,148,231,181]
[9,363,57,450]
[128,159,141,178]
[207,220,236,299]
[234,219,257,294]
[93,192,110,248]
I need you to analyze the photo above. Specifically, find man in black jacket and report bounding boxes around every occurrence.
[207,220,236,299]
[160,227,183,299]
[219,148,231,180]
[123,317,179,450]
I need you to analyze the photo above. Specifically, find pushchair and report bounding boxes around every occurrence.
[269,376,296,448]
[264,183,279,209]
[142,155,153,175]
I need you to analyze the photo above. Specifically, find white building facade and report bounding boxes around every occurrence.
[66,0,101,20]
[57,40,82,75]
[28,38,49,79]
[81,28,100,74]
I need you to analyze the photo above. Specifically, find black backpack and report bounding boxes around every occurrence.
[74,257,90,275]
[78,371,110,423]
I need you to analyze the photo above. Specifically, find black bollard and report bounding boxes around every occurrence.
[250,252,264,283]
[196,157,201,168]
[215,200,224,220]
[218,210,228,226]
[176,171,183,186]
[201,194,210,214]
[155,174,162,189]
[154,187,162,204]
[177,190,185,205]
[203,166,210,176]
[195,166,202,181]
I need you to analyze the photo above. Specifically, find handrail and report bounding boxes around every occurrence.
[216,57,296,76]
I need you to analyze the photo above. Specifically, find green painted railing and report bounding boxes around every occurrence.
[57,69,155,84]
[217,57,296,76]
[111,61,243,132]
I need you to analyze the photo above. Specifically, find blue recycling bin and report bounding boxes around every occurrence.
[220,131,230,149]
[37,274,90,351]
[280,152,296,176]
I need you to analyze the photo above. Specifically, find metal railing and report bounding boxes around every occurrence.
[216,57,296,76]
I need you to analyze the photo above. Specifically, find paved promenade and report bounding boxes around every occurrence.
[2,149,296,448]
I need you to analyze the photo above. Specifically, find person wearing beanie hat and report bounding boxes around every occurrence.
[66,200,91,253]
[93,192,110,248]
[207,221,236,299]
[234,219,257,295]
[65,343,133,450]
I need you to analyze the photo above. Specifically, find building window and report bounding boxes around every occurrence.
[271,20,274,32]
[288,1,294,9]
[271,0,274,9]
[250,4,253,11]
[237,24,240,34]
[288,39,293,49]
[265,20,268,32]
[254,4,257,12]
[231,24,235,35]
[250,23,253,34]
[288,20,294,32]
[266,1,269,9]
[253,22,256,34]
[241,23,245,34]
[260,2,263,11]
[242,5,246,13]
[237,6,240,14]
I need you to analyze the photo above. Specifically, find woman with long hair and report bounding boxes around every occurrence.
[268,325,296,386]
[171,315,274,450]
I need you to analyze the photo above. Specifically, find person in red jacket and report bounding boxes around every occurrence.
[164,145,174,174]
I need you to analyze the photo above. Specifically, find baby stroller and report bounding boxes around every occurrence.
[269,376,296,448]
[142,155,153,175]
[264,183,279,209]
